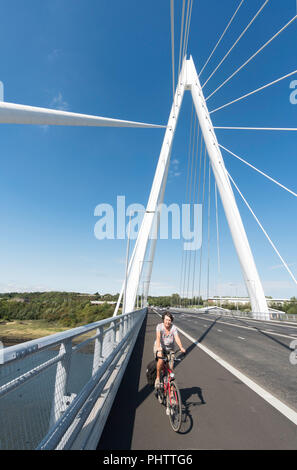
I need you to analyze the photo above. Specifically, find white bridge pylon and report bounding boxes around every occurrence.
[122,57,269,318]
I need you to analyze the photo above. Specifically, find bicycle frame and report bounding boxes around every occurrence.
[156,349,183,432]
[159,352,178,406]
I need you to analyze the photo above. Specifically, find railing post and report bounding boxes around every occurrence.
[111,321,117,347]
[118,317,123,342]
[123,315,127,338]
[49,339,73,428]
[116,318,123,343]
[92,326,103,376]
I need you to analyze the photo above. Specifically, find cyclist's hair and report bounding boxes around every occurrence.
[162,311,174,322]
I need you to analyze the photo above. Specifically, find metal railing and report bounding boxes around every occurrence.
[0,308,147,450]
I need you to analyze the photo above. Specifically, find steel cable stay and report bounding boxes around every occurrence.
[210,69,297,114]
[200,155,212,307]
[209,166,222,309]
[181,0,193,66]
[178,103,194,304]
[185,120,201,305]
[206,14,297,102]
[173,0,194,306]
[199,0,245,78]
[215,182,222,308]
[206,161,211,305]
[178,107,198,307]
[197,147,207,304]
[227,170,297,288]
[176,0,191,97]
[190,131,204,303]
[120,2,296,313]
[182,112,198,305]
[183,0,193,61]
[219,144,297,198]
[172,0,196,308]
[177,0,186,80]
[178,108,193,300]
[215,127,297,131]
[116,0,193,314]
[181,0,191,66]
[186,140,209,308]
[170,0,175,103]
[202,0,270,90]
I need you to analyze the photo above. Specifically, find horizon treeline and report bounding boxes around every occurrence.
[0,292,296,327]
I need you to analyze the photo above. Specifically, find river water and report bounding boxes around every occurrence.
[0,341,95,450]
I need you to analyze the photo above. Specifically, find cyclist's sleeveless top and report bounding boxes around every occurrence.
[156,323,178,350]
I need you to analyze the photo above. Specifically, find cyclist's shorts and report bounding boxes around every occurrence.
[153,341,174,359]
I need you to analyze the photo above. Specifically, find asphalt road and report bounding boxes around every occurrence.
[171,309,297,412]
[97,310,297,450]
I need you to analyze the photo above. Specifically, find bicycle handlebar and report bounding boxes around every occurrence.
[158,349,186,361]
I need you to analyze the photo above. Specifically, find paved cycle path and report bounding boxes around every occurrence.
[97,310,297,450]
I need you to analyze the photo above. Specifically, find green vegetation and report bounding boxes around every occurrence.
[268,299,297,315]
[148,293,297,315]
[1,291,296,333]
[0,292,116,328]
[147,293,203,308]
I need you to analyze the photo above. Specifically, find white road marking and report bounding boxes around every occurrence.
[176,325,297,427]
[184,315,297,340]
[198,312,297,330]
[217,329,223,332]
[238,336,245,340]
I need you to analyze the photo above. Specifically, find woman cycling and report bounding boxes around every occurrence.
[153,311,186,388]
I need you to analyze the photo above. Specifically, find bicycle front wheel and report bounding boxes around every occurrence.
[157,381,165,404]
[167,381,182,432]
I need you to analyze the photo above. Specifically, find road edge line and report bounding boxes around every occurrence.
[176,325,297,427]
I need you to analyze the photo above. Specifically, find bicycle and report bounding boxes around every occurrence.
[155,349,184,432]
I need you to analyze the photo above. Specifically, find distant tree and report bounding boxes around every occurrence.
[287,305,297,315]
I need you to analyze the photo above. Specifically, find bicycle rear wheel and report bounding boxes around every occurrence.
[167,381,182,432]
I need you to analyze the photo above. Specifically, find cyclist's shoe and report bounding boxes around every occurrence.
[154,378,161,389]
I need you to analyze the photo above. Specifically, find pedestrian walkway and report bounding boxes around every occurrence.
[97,310,297,450]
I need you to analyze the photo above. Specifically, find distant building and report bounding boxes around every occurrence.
[90,301,116,305]
[7,297,29,303]
[208,297,292,306]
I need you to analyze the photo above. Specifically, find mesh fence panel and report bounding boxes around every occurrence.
[0,346,59,450]
[0,311,144,450]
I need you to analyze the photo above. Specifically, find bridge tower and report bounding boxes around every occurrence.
[122,57,269,318]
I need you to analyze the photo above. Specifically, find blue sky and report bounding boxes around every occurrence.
[0,0,296,299]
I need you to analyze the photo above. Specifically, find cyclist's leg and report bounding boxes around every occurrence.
[168,350,175,370]
[154,346,165,386]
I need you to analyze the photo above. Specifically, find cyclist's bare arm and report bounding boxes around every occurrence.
[156,330,163,357]
[174,333,186,354]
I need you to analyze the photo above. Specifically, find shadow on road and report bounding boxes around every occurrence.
[98,310,210,449]
[134,314,216,410]
[229,315,294,351]
[178,386,206,435]
[97,314,148,450]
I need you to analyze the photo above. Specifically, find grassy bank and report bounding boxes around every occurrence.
[0,319,71,347]
[0,292,116,329]
[0,292,118,347]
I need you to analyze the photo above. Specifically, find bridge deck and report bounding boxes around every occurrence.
[97,310,297,450]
